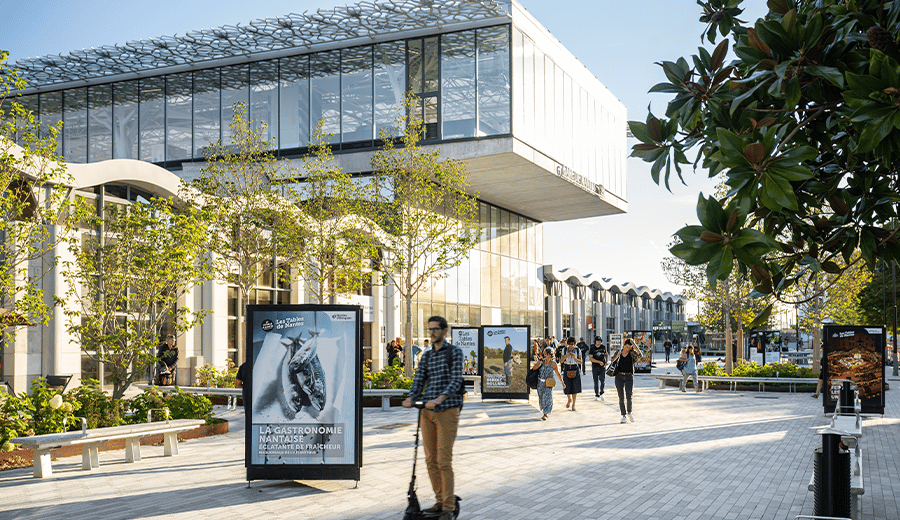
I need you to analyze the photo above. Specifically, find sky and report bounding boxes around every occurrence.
[0,0,769,312]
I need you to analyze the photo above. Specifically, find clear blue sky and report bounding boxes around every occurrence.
[0,0,768,311]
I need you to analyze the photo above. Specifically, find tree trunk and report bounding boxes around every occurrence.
[404,292,413,377]
[724,279,733,374]
[236,292,248,364]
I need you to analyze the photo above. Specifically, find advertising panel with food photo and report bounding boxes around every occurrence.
[823,325,885,415]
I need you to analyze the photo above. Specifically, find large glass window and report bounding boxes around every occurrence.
[408,37,439,139]
[193,69,220,156]
[87,85,112,162]
[11,95,38,145]
[112,81,139,159]
[63,88,87,163]
[534,48,545,146]
[39,92,62,155]
[280,55,310,149]
[477,26,510,136]
[374,41,406,137]
[221,65,249,145]
[341,45,374,146]
[139,77,165,162]
[310,50,341,144]
[251,60,279,146]
[165,73,192,161]
[441,31,476,139]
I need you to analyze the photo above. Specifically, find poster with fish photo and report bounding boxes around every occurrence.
[479,325,530,400]
[245,305,362,482]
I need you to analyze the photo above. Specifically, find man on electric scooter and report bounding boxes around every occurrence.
[402,316,464,520]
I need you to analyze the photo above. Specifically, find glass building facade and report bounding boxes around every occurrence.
[15,26,511,165]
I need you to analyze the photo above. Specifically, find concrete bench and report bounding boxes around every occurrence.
[463,375,481,394]
[699,376,818,393]
[363,388,410,411]
[11,415,204,478]
[138,385,243,410]
[650,374,818,393]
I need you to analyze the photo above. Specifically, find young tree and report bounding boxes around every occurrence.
[63,198,212,398]
[288,122,379,304]
[630,0,900,325]
[184,103,296,364]
[663,238,772,373]
[371,97,480,375]
[0,50,79,328]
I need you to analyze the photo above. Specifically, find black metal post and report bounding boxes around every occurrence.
[893,261,898,376]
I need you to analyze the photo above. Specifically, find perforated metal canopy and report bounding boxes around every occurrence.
[14,0,510,89]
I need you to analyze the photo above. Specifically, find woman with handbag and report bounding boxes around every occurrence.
[611,338,640,423]
[678,345,700,393]
[533,346,564,420]
[560,337,583,411]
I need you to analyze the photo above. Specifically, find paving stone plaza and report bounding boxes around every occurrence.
[2,362,899,520]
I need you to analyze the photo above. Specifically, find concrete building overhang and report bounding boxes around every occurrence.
[304,137,626,222]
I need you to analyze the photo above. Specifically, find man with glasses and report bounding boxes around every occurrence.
[402,316,463,520]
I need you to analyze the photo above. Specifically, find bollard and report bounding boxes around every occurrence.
[814,432,851,518]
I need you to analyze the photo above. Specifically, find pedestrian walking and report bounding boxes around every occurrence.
[560,337,582,411]
[694,343,703,367]
[612,338,640,423]
[663,338,672,363]
[588,336,607,401]
[402,316,464,520]
[678,345,700,393]
[577,337,589,374]
[534,346,564,420]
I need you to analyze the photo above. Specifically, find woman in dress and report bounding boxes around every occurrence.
[560,337,583,411]
[533,346,564,420]
[679,344,700,393]
[612,338,641,423]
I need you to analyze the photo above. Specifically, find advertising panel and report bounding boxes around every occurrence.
[628,331,654,373]
[822,325,885,415]
[451,327,480,376]
[608,333,623,358]
[245,305,362,482]
[479,325,530,400]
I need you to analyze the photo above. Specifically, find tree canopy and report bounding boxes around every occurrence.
[630,0,900,326]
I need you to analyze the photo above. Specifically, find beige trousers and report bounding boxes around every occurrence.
[420,406,460,511]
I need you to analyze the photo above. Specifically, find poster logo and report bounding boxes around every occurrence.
[331,313,354,321]
[261,319,274,332]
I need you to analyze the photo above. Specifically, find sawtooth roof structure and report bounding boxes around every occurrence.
[543,265,685,303]
[14,0,511,90]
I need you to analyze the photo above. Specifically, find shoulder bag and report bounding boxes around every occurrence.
[605,356,619,378]
[676,358,686,371]
[545,376,556,388]
[526,363,540,389]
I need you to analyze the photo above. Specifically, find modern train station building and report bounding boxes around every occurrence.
[3,0,683,390]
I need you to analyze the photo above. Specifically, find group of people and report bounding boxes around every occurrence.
[531,336,639,424]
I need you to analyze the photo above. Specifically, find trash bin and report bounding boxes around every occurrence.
[813,433,851,518]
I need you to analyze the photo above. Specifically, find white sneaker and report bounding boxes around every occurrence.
[620,416,627,423]
[600,395,605,401]
[628,413,634,422]
[595,396,600,401]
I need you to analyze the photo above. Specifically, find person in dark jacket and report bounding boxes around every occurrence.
[577,337,589,374]
[156,335,178,385]
[588,336,607,401]
[663,338,672,362]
